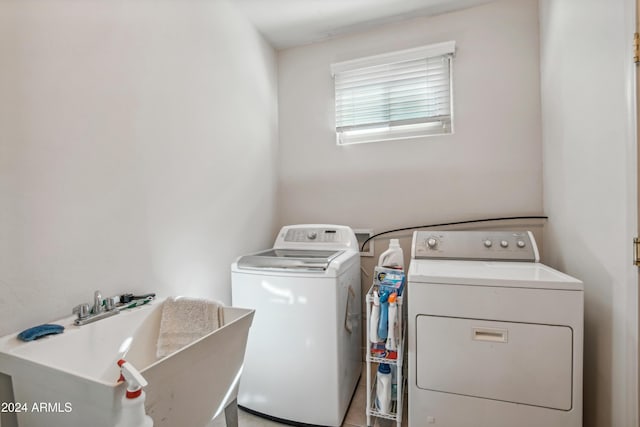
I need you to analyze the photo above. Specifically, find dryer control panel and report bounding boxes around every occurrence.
[412,230,539,262]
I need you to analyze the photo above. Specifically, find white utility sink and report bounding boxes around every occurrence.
[0,299,254,427]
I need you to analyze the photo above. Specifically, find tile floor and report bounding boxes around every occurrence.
[210,364,407,427]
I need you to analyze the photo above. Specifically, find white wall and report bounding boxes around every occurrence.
[539,0,638,426]
[277,0,542,233]
[0,0,279,338]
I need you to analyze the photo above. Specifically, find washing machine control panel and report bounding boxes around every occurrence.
[412,230,538,262]
[274,225,360,250]
[284,227,343,243]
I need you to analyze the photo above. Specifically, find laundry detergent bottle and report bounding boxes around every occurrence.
[378,239,404,270]
[115,359,154,427]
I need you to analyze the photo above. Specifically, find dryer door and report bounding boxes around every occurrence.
[415,315,573,410]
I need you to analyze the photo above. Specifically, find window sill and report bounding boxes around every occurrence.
[336,122,452,145]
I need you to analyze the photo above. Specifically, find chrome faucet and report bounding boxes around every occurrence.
[72,290,119,326]
[93,290,104,314]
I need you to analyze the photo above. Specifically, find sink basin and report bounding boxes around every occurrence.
[0,298,254,427]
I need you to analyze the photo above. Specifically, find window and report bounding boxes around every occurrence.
[331,41,455,145]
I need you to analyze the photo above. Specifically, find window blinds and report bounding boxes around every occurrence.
[331,41,455,144]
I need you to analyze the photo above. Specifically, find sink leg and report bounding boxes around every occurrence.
[0,373,18,427]
[224,398,238,427]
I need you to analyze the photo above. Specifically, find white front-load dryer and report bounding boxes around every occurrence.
[231,224,362,426]
[407,230,583,427]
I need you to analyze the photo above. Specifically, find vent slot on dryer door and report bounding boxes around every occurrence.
[415,315,573,411]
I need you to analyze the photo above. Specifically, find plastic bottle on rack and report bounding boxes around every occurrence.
[378,239,404,270]
[386,292,397,351]
[376,363,392,414]
[369,290,381,343]
[377,291,389,341]
[391,364,397,403]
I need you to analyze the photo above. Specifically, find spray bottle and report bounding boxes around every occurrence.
[386,292,397,352]
[115,359,154,427]
[369,290,381,343]
[377,290,389,341]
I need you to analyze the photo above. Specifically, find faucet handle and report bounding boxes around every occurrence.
[105,296,119,311]
[72,303,90,320]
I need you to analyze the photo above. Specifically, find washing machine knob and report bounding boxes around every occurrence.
[517,240,526,248]
[484,240,493,248]
[307,231,317,240]
[427,238,438,249]
[500,240,509,248]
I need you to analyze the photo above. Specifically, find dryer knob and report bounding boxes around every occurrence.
[500,240,509,248]
[307,231,317,240]
[484,240,493,248]
[427,238,438,249]
[517,240,526,248]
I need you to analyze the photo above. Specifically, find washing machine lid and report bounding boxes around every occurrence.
[236,249,345,272]
[408,260,583,291]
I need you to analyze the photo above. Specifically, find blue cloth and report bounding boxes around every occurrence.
[17,324,64,342]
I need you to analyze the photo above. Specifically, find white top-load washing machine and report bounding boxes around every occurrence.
[231,224,362,427]
[407,230,583,427]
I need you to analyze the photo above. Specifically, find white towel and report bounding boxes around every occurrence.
[156,297,222,359]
